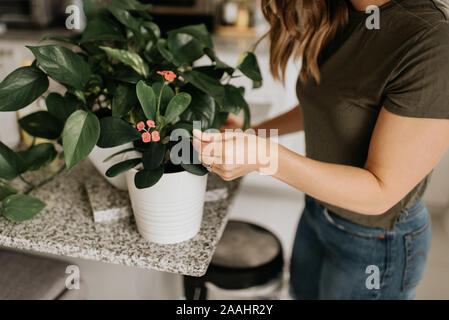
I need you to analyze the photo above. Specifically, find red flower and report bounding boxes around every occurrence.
[146,120,156,128]
[151,131,160,142]
[142,132,151,143]
[137,121,145,131]
[157,70,177,82]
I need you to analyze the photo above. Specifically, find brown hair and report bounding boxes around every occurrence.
[260,0,349,83]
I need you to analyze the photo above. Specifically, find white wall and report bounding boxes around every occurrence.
[425,149,449,210]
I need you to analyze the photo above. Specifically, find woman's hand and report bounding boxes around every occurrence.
[192,129,263,181]
[220,114,244,132]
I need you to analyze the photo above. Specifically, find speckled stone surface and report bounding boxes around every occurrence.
[0,161,240,277]
[85,174,132,223]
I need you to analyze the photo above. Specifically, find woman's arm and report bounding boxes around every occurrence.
[221,105,303,136]
[252,105,303,135]
[193,107,449,215]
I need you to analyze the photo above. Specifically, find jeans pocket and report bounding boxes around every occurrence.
[402,221,431,291]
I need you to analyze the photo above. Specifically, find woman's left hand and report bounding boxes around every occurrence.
[192,129,263,181]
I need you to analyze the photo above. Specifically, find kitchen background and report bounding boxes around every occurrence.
[0,0,448,299]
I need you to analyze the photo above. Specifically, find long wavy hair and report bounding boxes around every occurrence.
[261,0,349,83]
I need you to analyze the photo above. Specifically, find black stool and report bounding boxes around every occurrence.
[0,248,73,300]
[184,220,284,300]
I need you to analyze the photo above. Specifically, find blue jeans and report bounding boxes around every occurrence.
[290,195,431,300]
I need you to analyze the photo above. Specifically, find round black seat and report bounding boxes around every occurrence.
[184,220,284,300]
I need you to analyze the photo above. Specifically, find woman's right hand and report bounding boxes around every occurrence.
[220,113,244,132]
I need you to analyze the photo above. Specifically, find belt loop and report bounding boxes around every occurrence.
[397,210,407,222]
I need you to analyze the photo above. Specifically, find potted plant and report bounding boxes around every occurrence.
[0,0,262,243]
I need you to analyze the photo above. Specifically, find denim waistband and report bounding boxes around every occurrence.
[305,195,425,224]
[396,199,424,222]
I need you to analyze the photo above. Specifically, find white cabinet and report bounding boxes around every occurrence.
[0,112,20,149]
[425,149,449,210]
[0,39,39,149]
[0,41,36,79]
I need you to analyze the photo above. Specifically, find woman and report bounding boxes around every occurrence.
[192,0,449,299]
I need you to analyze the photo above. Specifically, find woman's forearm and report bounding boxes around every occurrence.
[270,144,392,215]
[252,105,303,136]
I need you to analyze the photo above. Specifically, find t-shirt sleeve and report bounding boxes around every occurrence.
[383,22,449,119]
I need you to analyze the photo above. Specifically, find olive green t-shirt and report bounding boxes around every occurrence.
[297,0,449,230]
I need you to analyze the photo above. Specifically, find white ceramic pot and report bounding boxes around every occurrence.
[0,112,21,149]
[126,169,208,244]
[88,144,133,190]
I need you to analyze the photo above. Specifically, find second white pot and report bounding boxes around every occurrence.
[89,144,133,190]
[0,112,21,149]
[126,168,208,244]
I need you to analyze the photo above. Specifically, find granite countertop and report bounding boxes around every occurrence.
[0,161,240,277]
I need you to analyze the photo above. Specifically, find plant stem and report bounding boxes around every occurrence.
[19,175,35,188]
[30,137,36,148]
[24,165,66,195]
[156,81,166,121]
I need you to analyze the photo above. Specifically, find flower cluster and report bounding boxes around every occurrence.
[137,120,160,143]
[157,70,177,82]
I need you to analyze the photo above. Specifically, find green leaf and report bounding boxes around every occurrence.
[81,16,125,43]
[178,139,208,176]
[180,86,216,129]
[143,21,161,39]
[156,39,175,63]
[46,92,78,121]
[0,181,17,201]
[222,85,246,114]
[0,66,49,112]
[242,99,251,131]
[181,70,226,107]
[26,143,58,168]
[136,81,156,120]
[70,89,87,104]
[114,65,143,84]
[142,143,166,170]
[18,143,57,172]
[83,0,108,19]
[103,147,137,163]
[167,33,205,65]
[97,116,141,148]
[27,45,92,91]
[40,35,79,45]
[134,167,164,189]
[106,158,140,177]
[237,52,263,89]
[167,24,213,49]
[107,5,141,32]
[19,111,64,140]
[204,48,234,74]
[193,66,225,80]
[165,24,212,65]
[100,46,149,78]
[130,104,147,124]
[112,84,138,118]
[211,112,229,130]
[165,93,192,124]
[220,85,251,129]
[169,122,194,139]
[62,110,100,170]
[181,163,208,176]
[152,82,174,114]
[2,194,46,222]
[0,142,22,180]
